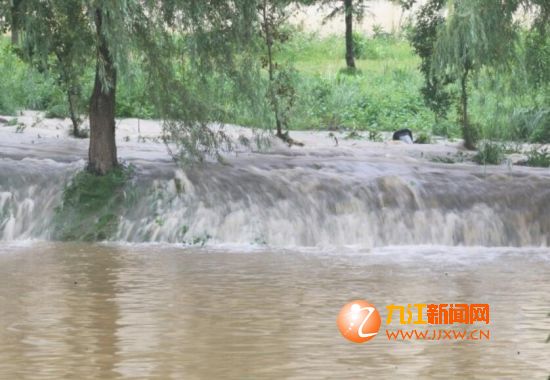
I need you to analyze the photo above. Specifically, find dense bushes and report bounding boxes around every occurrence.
[523,148,550,168]
[473,142,504,165]
[290,71,434,132]
[0,38,157,120]
[230,31,548,141]
[0,40,66,115]
[231,33,438,134]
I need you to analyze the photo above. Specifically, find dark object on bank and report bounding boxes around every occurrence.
[392,128,413,144]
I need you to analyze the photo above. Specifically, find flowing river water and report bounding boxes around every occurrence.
[0,122,549,379]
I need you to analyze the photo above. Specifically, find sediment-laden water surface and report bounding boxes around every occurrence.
[0,243,549,379]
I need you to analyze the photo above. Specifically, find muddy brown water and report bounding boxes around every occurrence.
[0,242,548,379]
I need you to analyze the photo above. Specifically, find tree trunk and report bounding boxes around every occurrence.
[55,51,82,138]
[344,0,356,69]
[88,9,118,175]
[460,68,475,150]
[262,0,283,137]
[11,29,19,46]
[10,0,21,45]
[67,88,80,137]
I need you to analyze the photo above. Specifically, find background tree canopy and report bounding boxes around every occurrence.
[0,0,548,171]
[4,0,261,173]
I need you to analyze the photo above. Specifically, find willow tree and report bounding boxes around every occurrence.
[432,0,517,149]
[258,0,300,143]
[0,0,23,44]
[15,0,258,174]
[408,0,452,123]
[17,1,92,137]
[315,0,367,69]
[523,1,550,97]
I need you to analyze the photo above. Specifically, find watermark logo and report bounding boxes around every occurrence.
[386,303,490,325]
[336,300,381,343]
[337,301,491,342]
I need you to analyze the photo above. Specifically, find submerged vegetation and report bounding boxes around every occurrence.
[522,147,550,168]
[53,166,134,241]
[473,142,505,165]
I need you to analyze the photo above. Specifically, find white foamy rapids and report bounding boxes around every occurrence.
[115,152,549,247]
[1,149,549,247]
[0,158,83,240]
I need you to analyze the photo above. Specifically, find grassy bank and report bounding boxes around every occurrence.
[275,33,436,133]
[1,32,548,143]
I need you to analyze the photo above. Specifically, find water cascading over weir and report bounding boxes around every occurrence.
[1,141,549,248]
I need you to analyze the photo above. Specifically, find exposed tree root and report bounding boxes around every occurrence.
[276,131,304,147]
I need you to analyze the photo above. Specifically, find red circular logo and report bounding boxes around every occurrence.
[337,300,381,343]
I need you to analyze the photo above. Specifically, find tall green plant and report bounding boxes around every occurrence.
[258,0,301,144]
[432,1,517,149]
[408,0,452,123]
[18,1,92,136]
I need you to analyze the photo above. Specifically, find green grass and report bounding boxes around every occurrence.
[280,33,419,74]
[267,33,437,133]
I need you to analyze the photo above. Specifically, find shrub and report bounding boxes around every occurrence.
[352,32,381,60]
[352,32,367,59]
[432,119,456,137]
[6,118,18,126]
[504,108,550,142]
[0,40,25,114]
[528,109,550,143]
[344,129,363,140]
[473,142,504,165]
[415,132,432,144]
[523,147,550,168]
[116,60,158,119]
[367,129,382,142]
[44,106,66,119]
